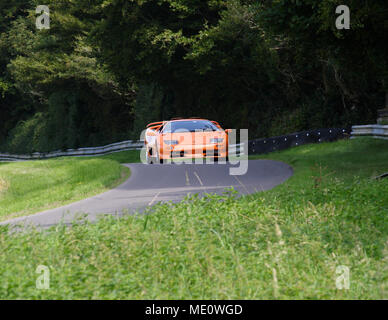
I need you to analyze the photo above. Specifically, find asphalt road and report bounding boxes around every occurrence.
[1,160,293,229]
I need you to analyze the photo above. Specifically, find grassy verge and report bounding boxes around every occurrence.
[0,137,387,299]
[0,158,129,222]
[96,150,140,163]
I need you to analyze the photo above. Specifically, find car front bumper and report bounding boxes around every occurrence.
[160,144,228,159]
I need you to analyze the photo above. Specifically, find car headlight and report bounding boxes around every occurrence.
[164,140,179,145]
[210,138,224,143]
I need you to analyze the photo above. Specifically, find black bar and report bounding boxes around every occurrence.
[248,127,351,155]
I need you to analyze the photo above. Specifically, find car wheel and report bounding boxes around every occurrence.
[215,157,228,163]
[155,146,164,164]
[146,149,153,164]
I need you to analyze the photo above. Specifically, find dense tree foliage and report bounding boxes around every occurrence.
[0,0,134,153]
[0,0,386,153]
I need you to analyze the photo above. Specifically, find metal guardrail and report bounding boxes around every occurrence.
[0,140,144,162]
[351,124,388,140]
[228,143,243,155]
[0,127,350,161]
[0,140,244,162]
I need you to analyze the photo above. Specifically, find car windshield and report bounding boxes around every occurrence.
[162,120,220,133]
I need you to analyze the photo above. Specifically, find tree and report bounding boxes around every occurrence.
[257,0,387,121]
[1,0,136,152]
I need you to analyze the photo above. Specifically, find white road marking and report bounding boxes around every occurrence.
[254,184,264,192]
[193,171,203,186]
[233,176,249,194]
[185,170,190,186]
[148,192,161,206]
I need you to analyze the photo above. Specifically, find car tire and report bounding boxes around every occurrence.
[146,147,154,164]
[215,157,228,163]
[146,151,152,164]
[155,146,163,164]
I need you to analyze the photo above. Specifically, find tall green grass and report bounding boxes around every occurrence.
[0,137,387,299]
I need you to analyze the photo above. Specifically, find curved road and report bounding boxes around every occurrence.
[1,160,293,229]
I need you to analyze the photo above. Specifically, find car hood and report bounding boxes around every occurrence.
[161,131,226,145]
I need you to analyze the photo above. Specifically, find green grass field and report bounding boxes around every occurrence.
[0,137,387,299]
[0,158,129,222]
[96,150,141,164]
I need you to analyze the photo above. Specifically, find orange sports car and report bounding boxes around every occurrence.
[145,118,231,164]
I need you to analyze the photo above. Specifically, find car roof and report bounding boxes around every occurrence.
[168,118,207,122]
[146,118,218,129]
